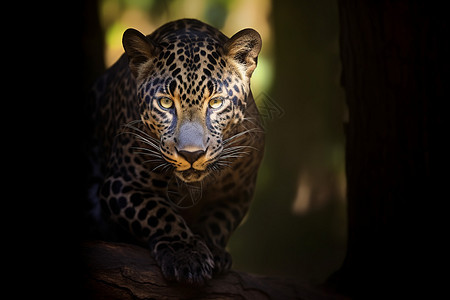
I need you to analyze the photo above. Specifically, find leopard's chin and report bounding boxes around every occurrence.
[175,168,210,183]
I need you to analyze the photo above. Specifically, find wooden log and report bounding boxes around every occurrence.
[82,241,347,300]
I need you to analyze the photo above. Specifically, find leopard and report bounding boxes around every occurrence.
[87,18,264,285]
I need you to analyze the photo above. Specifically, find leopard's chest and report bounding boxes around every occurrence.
[161,164,246,224]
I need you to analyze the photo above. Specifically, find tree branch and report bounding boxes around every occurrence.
[82,241,346,299]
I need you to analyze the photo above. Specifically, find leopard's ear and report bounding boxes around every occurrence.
[122,28,160,78]
[224,28,262,79]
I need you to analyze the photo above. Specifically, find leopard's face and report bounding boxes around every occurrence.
[123,20,261,182]
[138,75,245,182]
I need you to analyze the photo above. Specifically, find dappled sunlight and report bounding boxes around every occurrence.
[292,170,346,215]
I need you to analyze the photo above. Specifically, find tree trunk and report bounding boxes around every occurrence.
[333,0,447,297]
[82,241,347,300]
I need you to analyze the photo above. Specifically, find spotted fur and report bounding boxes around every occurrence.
[88,19,264,284]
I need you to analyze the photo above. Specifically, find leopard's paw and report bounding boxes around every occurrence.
[209,244,232,275]
[153,236,214,285]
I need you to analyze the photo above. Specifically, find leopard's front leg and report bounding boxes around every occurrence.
[100,176,214,285]
[191,189,253,275]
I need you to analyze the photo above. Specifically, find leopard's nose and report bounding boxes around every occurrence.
[177,149,205,164]
[176,121,207,165]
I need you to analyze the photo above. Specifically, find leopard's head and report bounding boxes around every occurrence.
[123,19,261,182]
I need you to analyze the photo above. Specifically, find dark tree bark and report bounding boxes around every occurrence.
[332,1,447,297]
[82,241,347,300]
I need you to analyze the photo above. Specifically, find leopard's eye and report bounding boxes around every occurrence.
[158,97,174,109]
[209,98,223,109]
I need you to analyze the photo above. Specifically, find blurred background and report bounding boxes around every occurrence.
[88,0,346,284]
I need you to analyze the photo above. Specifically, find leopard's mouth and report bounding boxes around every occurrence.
[175,168,209,183]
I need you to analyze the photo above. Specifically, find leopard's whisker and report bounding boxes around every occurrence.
[242,117,260,128]
[131,147,161,157]
[161,163,173,174]
[123,120,159,143]
[220,154,247,159]
[152,162,170,172]
[223,128,262,146]
[121,120,160,149]
[222,145,258,153]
